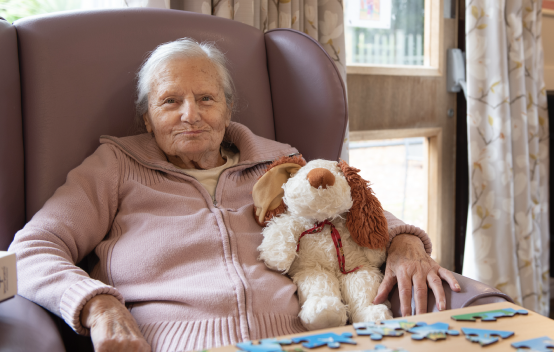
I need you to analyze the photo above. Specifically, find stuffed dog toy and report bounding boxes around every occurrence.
[252,156,393,331]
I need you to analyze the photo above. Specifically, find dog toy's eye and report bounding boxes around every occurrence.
[306,168,335,189]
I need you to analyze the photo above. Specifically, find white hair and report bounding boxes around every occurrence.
[134,38,236,130]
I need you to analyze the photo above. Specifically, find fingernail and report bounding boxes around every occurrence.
[455,284,460,290]
[439,301,445,311]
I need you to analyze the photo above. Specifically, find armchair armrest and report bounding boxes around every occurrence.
[389,272,513,317]
[0,295,66,352]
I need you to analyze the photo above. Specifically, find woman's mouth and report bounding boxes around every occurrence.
[178,130,204,135]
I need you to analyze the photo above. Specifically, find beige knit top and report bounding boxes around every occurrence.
[180,148,240,200]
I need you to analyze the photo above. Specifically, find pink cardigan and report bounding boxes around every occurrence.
[9,122,431,352]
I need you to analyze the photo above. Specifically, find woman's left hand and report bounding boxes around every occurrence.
[81,294,151,352]
[373,234,461,316]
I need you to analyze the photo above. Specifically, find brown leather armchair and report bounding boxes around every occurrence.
[0,8,511,352]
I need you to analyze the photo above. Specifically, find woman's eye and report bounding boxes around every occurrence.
[201,96,212,102]
[165,98,176,104]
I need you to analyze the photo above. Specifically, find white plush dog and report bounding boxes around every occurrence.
[252,156,393,331]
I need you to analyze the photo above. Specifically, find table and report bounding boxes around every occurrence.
[211,303,554,352]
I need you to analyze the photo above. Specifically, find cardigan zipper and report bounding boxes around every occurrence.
[207,152,302,337]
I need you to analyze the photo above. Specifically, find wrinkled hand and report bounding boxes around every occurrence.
[373,234,461,316]
[81,294,151,352]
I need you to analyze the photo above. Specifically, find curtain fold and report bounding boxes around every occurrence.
[463,0,550,315]
[171,0,349,161]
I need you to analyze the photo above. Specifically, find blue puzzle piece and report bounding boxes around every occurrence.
[236,338,292,352]
[354,320,418,340]
[511,336,554,352]
[461,327,514,346]
[371,346,409,352]
[291,332,357,349]
[452,308,528,322]
[408,322,459,341]
[347,345,410,352]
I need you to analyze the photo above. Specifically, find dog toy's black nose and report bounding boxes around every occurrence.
[307,168,335,189]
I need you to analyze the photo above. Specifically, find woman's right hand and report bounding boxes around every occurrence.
[81,294,151,352]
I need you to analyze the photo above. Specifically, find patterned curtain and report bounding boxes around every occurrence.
[463,0,550,315]
[170,0,349,161]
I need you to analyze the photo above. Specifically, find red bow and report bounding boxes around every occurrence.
[296,220,361,274]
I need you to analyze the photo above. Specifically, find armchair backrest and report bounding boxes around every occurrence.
[0,19,24,250]
[0,8,348,249]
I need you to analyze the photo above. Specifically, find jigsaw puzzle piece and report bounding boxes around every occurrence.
[374,346,409,352]
[283,348,306,352]
[291,332,357,349]
[380,320,418,331]
[451,308,528,322]
[236,338,292,352]
[343,345,410,352]
[408,322,459,341]
[353,322,403,340]
[354,320,417,340]
[461,327,514,346]
[366,345,410,352]
[511,336,554,352]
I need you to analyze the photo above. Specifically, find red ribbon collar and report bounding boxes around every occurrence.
[296,220,361,274]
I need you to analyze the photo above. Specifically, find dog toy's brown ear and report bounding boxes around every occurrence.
[252,155,306,226]
[338,160,388,250]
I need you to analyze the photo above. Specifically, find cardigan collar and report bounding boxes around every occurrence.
[99,122,299,174]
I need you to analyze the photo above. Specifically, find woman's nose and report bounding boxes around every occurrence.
[180,99,201,124]
[307,168,335,189]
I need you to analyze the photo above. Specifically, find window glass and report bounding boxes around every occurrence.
[0,0,81,22]
[349,137,427,231]
[0,0,160,23]
[344,0,425,66]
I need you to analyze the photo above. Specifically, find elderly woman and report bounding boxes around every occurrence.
[9,38,459,352]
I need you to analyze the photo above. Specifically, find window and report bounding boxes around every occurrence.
[345,0,425,66]
[345,0,457,268]
[349,128,442,261]
[0,0,168,23]
[349,137,427,231]
[344,0,442,76]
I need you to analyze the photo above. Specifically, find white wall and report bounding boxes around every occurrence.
[544,14,554,90]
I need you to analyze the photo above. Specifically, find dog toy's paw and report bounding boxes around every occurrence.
[352,304,393,323]
[299,296,348,330]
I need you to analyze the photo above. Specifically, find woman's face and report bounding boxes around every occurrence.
[144,57,230,168]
